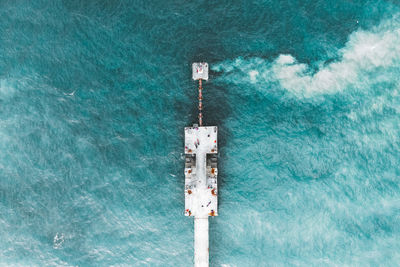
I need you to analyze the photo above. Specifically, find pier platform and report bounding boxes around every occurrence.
[184,126,218,218]
[184,125,218,267]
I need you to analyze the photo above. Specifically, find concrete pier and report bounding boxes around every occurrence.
[184,126,218,267]
[194,217,209,267]
[184,62,218,267]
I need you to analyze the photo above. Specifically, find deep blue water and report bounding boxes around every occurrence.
[1,0,400,266]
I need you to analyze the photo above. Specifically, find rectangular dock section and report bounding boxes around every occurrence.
[184,126,218,218]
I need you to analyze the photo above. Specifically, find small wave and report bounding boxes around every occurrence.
[53,233,65,249]
[63,89,77,96]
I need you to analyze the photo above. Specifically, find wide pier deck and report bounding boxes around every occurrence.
[184,126,218,218]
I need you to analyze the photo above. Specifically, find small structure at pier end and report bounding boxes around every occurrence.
[185,63,218,267]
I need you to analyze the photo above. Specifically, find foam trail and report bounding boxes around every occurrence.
[213,14,400,98]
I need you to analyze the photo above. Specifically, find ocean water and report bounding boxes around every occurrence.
[1,0,400,266]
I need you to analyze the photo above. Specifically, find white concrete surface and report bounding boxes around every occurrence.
[184,126,218,217]
[192,63,209,80]
[194,217,209,267]
[184,126,218,267]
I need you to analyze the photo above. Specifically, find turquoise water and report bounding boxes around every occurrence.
[1,1,400,266]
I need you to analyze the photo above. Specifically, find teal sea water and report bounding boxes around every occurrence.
[1,0,400,266]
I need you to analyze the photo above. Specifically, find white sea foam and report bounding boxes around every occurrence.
[249,70,259,82]
[213,14,400,98]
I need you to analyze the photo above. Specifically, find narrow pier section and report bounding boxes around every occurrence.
[194,217,209,267]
